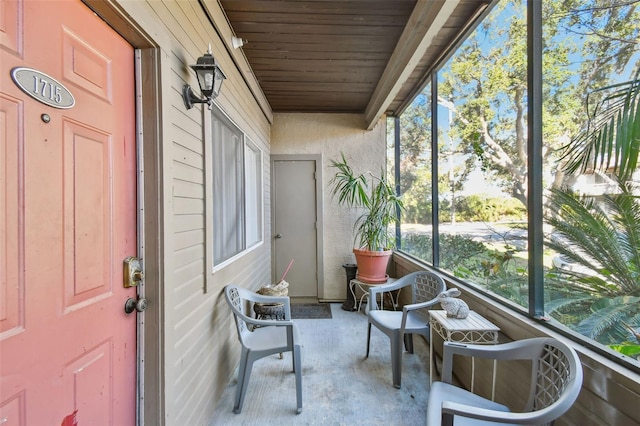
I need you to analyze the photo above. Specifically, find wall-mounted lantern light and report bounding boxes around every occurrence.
[182,45,226,110]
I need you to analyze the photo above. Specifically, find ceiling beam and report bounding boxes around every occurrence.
[364,0,461,130]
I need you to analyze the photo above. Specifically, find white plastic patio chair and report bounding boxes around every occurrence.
[224,285,302,414]
[427,337,583,426]
[366,270,446,388]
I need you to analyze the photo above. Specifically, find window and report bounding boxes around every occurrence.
[436,1,529,308]
[244,140,263,248]
[395,0,640,371]
[541,0,640,363]
[211,107,263,266]
[396,87,435,262]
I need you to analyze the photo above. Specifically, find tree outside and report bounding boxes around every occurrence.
[394,0,639,361]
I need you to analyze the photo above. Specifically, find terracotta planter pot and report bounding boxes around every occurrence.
[353,248,392,283]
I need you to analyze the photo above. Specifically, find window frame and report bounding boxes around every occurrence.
[392,0,639,373]
[206,104,264,276]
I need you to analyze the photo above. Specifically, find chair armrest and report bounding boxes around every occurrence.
[239,313,295,329]
[441,339,551,383]
[441,401,519,424]
[368,279,412,296]
[441,401,560,425]
[403,297,440,313]
[368,277,416,311]
[444,339,550,360]
[398,298,440,331]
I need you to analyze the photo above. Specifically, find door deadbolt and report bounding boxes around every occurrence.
[124,297,148,314]
[123,256,144,287]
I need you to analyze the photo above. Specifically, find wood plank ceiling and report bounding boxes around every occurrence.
[218,0,489,128]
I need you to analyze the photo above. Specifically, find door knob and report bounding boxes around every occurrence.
[275,233,283,239]
[124,297,148,314]
[136,298,149,312]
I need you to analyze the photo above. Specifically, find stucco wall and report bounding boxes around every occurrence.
[271,113,387,300]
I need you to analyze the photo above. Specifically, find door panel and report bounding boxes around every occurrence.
[0,0,137,424]
[0,0,21,55]
[62,27,113,102]
[273,159,318,299]
[0,95,21,336]
[62,121,111,308]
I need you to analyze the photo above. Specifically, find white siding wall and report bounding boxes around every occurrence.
[114,1,272,424]
[271,113,387,300]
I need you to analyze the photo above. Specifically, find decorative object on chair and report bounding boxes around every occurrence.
[437,288,469,319]
[254,259,293,319]
[329,152,404,284]
[224,285,302,414]
[366,271,446,388]
[254,281,289,319]
[426,337,583,425]
[257,280,289,297]
[182,44,226,110]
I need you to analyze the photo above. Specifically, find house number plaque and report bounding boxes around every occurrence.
[10,67,75,109]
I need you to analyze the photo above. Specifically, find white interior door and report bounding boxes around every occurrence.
[272,156,320,299]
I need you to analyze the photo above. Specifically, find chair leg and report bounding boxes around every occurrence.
[390,332,402,389]
[294,344,303,414]
[404,333,414,353]
[366,322,372,358]
[291,344,297,373]
[442,412,454,426]
[233,350,254,414]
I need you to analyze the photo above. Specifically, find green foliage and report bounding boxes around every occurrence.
[561,71,640,183]
[576,297,640,343]
[401,232,529,306]
[400,166,433,224]
[402,233,487,275]
[397,93,434,224]
[609,344,640,360]
[455,195,526,222]
[545,70,640,350]
[546,184,640,292]
[329,153,404,250]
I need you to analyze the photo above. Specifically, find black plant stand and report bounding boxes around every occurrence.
[341,263,358,311]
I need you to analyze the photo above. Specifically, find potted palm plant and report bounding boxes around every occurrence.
[329,153,404,283]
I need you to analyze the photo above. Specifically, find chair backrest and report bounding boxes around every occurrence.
[439,337,582,425]
[527,338,582,418]
[225,285,251,344]
[412,271,447,319]
[414,271,446,302]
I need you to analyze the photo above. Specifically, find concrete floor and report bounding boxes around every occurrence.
[209,303,431,426]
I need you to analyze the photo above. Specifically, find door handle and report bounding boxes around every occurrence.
[124,297,148,314]
[275,233,283,239]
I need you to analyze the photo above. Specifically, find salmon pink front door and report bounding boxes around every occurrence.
[1,0,138,424]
